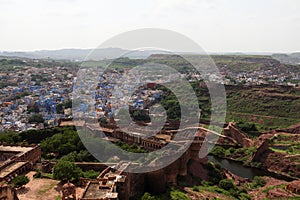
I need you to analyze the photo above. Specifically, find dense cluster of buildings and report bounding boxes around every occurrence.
[219,63,300,86]
[1,57,299,132]
[0,64,75,132]
[73,68,164,121]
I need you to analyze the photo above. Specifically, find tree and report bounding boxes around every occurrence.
[99,117,108,125]
[28,114,44,123]
[58,143,76,156]
[53,160,82,181]
[161,99,181,121]
[56,100,72,114]
[11,175,29,188]
[236,121,258,133]
[76,150,94,162]
[132,110,150,122]
[60,151,77,162]
[27,106,40,113]
[0,131,21,143]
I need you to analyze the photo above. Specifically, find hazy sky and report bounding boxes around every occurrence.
[0,0,299,52]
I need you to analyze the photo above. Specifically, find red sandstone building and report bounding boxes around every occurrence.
[0,144,41,182]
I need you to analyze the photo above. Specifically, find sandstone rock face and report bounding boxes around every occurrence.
[287,180,300,194]
[283,124,300,134]
[267,188,294,199]
[251,130,300,179]
[251,140,271,162]
[188,160,209,181]
[224,122,253,147]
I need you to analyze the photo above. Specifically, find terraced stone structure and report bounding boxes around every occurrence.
[0,143,41,182]
[79,162,130,200]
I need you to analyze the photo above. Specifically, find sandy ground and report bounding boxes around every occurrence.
[16,171,85,200]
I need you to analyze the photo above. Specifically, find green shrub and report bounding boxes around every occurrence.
[210,146,226,157]
[53,160,82,181]
[82,170,99,179]
[33,169,42,178]
[11,175,29,188]
[205,162,225,185]
[253,176,266,187]
[219,179,234,190]
[251,162,262,168]
[141,192,155,200]
[240,193,251,200]
[192,186,199,192]
[28,114,44,123]
[170,189,190,200]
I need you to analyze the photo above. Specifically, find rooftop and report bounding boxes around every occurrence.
[0,145,35,156]
[81,182,118,199]
[0,161,27,179]
[155,134,172,141]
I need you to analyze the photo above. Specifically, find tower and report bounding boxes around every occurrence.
[62,181,76,200]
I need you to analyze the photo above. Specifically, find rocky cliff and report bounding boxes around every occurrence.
[251,130,300,179]
[224,122,253,147]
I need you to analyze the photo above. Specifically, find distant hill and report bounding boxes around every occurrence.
[272,53,300,65]
[0,48,182,61]
[0,48,129,61]
[1,48,300,65]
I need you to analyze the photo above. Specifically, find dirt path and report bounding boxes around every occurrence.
[229,111,299,120]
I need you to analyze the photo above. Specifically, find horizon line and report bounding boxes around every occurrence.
[0,48,299,55]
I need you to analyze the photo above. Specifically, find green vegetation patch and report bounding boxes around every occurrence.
[11,175,29,188]
[192,180,251,199]
[131,187,191,200]
[270,134,300,155]
[210,146,257,165]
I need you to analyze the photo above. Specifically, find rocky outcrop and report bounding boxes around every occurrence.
[251,140,271,162]
[251,131,300,179]
[287,180,300,194]
[224,122,253,147]
[283,124,300,134]
[188,160,209,181]
[267,188,295,199]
